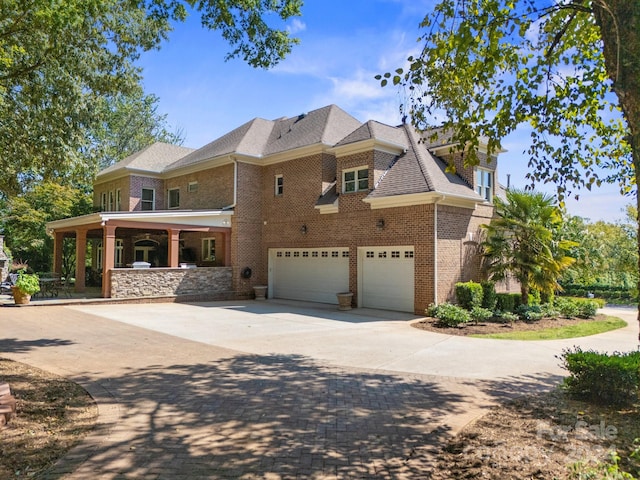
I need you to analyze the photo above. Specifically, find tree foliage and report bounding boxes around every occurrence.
[560,206,638,288]
[482,190,576,305]
[0,182,93,274]
[380,0,638,201]
[0,0,302,196]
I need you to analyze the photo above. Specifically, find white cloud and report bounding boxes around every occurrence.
[287,19,307,34]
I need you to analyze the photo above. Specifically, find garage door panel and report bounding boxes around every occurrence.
[270,248,349,304]
[360,247,414,312]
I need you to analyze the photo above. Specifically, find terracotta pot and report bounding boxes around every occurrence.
[11,286,31,305]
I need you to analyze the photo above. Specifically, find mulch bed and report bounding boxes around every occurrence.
[412,315,609,336]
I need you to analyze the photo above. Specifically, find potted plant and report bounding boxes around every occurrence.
[11,270,40,305]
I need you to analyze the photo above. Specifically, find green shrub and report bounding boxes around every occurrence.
[555,297,580,318]
[427,303,471,327]
[455,282,483,310]
[574,298,599,318]
[516,304,543,321]
[559,347,640,406]
[496,293,521,313]
[480,281,497,310]
[496,311,519,324]
[470,306,493,324]
[540,303,559,319]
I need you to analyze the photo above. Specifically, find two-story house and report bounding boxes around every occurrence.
[46,104,501,313]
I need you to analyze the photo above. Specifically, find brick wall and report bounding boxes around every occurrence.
[128,176,166,211]
[93,177,131,211]
[165,163,235,210]
[109,267,232,298]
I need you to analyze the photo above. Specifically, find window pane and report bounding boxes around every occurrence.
[358,179,368,190]
[344,182,355,192]
[357,169,368,179]
[142,189,153,201]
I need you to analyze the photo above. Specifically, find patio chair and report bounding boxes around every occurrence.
[1,273,18,295]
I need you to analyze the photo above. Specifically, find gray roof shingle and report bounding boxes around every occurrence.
[97,142,195,177]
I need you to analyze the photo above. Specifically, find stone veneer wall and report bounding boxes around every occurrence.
[109,267,232,299]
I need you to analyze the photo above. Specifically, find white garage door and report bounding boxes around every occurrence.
[359,246,415,312]
[269,247,349,304]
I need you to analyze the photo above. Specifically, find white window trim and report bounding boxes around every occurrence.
[141,188,155,211]
[202,237,216,262]
[342,166,369,193]
[275,174,283,196]
[168,187,180,209]
[476,168,494,202]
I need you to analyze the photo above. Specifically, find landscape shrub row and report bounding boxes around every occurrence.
[426,281,601,327]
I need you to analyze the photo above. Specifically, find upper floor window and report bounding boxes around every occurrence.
[141,188,155,211]
[188,182,198,193]
[100,192,107,211]
[168,188,180,209]
[275,174,283,196]
[108,191,115,211]
[116,189,122,211]
[476,168,493,202]
[343,167,369,193]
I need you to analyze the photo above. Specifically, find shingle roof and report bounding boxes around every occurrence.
[166,118,276,170]
[336,120,407,148]
[366,125,481,200]
[97,143,196,177]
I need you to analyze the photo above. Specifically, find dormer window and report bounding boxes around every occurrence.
[476,168,493,202]
[343,167,369,193]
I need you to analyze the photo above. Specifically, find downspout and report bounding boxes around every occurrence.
[433,195,445,305]
[223,157,238,210]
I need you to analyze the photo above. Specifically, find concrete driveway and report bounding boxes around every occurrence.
[70,300,639,380]
[0,301,637,479]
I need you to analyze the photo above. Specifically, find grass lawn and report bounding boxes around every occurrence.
[470,316,627,340]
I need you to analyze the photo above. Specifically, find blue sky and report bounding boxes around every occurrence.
[137,0,631,223]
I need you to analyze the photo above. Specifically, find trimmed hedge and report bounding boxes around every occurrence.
[481,281,497,310]
[560,347,640,405]
[455,282,483,310]
[496,293,521,313]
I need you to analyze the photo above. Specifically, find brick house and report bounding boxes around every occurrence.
[46,104,501,313]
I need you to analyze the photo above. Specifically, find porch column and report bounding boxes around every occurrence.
[101,225,116,298]
[224,230,231,266]
[167,229,180,267]
[74,229,87,293]
[53,231,64,274]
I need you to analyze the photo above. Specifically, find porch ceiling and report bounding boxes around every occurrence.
[46,210,233,233]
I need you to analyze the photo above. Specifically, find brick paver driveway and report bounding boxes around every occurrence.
[0,303,636,479]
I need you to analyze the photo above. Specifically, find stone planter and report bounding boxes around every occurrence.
[336,292,353,311]
[11,286,31,305]
[253,285,268,300]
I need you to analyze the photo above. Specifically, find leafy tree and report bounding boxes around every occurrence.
[88,89,184,171]
[1,182,93,274]
[0,0,301,196]
[380,0,639,334]
[482,190,576,305]
[560,206,638,288]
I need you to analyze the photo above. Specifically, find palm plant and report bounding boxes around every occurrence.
[482,190,576,305]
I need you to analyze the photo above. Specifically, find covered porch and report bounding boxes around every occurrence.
[46,210,233,298]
